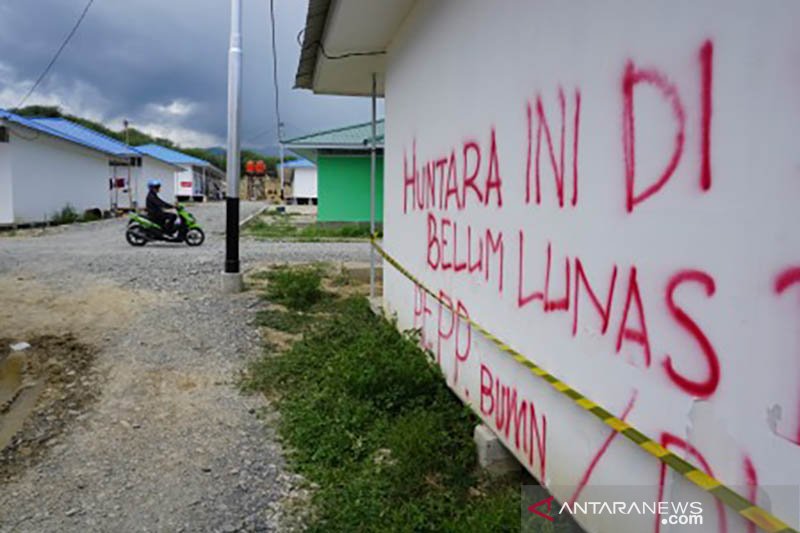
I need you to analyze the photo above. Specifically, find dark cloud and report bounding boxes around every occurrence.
[0,0,378,151]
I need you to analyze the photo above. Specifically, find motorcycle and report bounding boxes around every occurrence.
[125,204,205,246]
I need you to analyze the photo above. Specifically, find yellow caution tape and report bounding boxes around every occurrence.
[370,235,797,533]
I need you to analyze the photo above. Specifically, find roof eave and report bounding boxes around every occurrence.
[283,142,384,150]
[294,0,332,90]
[1,116,121,159]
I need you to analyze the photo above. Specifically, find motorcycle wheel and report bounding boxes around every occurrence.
[126,225,148,246]
[185,228,205,247]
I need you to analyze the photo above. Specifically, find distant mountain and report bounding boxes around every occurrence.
[10,106,283,173]
[206,146,294,165]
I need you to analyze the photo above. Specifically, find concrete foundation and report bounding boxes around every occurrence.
[220,272,244,294]
[474,423,520,475]
[368,296,383,316]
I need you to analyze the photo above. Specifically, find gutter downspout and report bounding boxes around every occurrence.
[370,72,377,298]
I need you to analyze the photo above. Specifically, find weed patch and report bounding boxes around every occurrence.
[245,213,375,241]
[51,205,80,225]
[50,205,104,226]
[255,308,312,333]
[245,292,522,532]
[263,265,325,311]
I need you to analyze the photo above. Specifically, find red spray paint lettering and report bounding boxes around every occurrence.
[572,258,618,336]
[662,270,720,397]
[622,40,715,212]
[622,61,685,212]
[402,131,504,214]
[774,266,800,445]
[656,433,727,533]
[481,363,547,479]
[569,391,638,505]
[427,213,504,293]
[517,233,571,314]
[615,267,652,368]
[526,87,581,207]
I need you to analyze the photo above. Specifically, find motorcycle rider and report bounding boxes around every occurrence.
[146,179,177,234]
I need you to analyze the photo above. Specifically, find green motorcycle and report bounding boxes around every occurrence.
[126,204,205,247]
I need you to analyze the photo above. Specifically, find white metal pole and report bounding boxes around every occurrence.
[224,0,243,286]
[369,72,377,298]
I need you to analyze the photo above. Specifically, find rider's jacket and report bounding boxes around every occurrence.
[146,189,172,218]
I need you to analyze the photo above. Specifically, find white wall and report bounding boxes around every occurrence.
[0,135,13,224]
[174,164,194,198]
[138,157,176,206]
[383,1,800,532]
[292,167,318,199]
[9,130,111,223]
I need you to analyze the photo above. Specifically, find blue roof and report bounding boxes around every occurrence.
[31,117,140,157]
[0,109,123,157]
[277,158,315,169]
[136,143,210,166]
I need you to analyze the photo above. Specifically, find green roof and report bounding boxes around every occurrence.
[284,119,384,147]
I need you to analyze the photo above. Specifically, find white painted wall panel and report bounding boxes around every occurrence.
[175,164,194,197]
[10,131,110,223]
[138,158,176,206]
[292,167,318,199]
[0,136,13,224]
[382,1,800,531]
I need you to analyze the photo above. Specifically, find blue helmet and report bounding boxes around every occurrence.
[147,179,161,189]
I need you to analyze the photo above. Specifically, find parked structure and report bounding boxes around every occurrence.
[0,110,126,224]
[284,120,383,221]
[296,2,800,532]
[136,144,225,201]
[277,159,317,205]
[30,118,178,210]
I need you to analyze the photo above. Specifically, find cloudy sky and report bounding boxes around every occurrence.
[0,0,377,152]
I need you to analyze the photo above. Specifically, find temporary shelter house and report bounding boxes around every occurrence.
[293,2,800,532]
[29,118,179,210]
[136,144,225,201]
[277,158,317,205]
[0,110,130,224]
[284,120,383,221]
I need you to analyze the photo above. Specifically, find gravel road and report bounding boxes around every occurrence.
[0,202,371,532]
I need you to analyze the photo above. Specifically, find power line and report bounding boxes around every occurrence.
[296,27,386,60]
[269,0,283,142]
[16,0,96,109]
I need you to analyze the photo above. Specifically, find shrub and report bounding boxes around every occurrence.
[264,265,324,311]
[80,208,103,222]
[51,205,79,225]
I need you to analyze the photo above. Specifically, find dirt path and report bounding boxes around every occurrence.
[0,203,371,532]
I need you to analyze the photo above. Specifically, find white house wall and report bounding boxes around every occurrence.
[292,167,318,199]
[174,164,194,198]
[382,1,800,532]
[9,130,111,223]
[0,135,13,224]
[138,158,176,206]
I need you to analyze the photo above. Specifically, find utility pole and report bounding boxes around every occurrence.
[369,73,377,298]
[124,119,135,211]
[222,0,243,293]
[278,122,285,203]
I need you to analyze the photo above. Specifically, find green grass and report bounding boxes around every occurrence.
[262,265,326,311]
[255,308,312,333]
[245,213,374,241]
[244,289,522,532]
